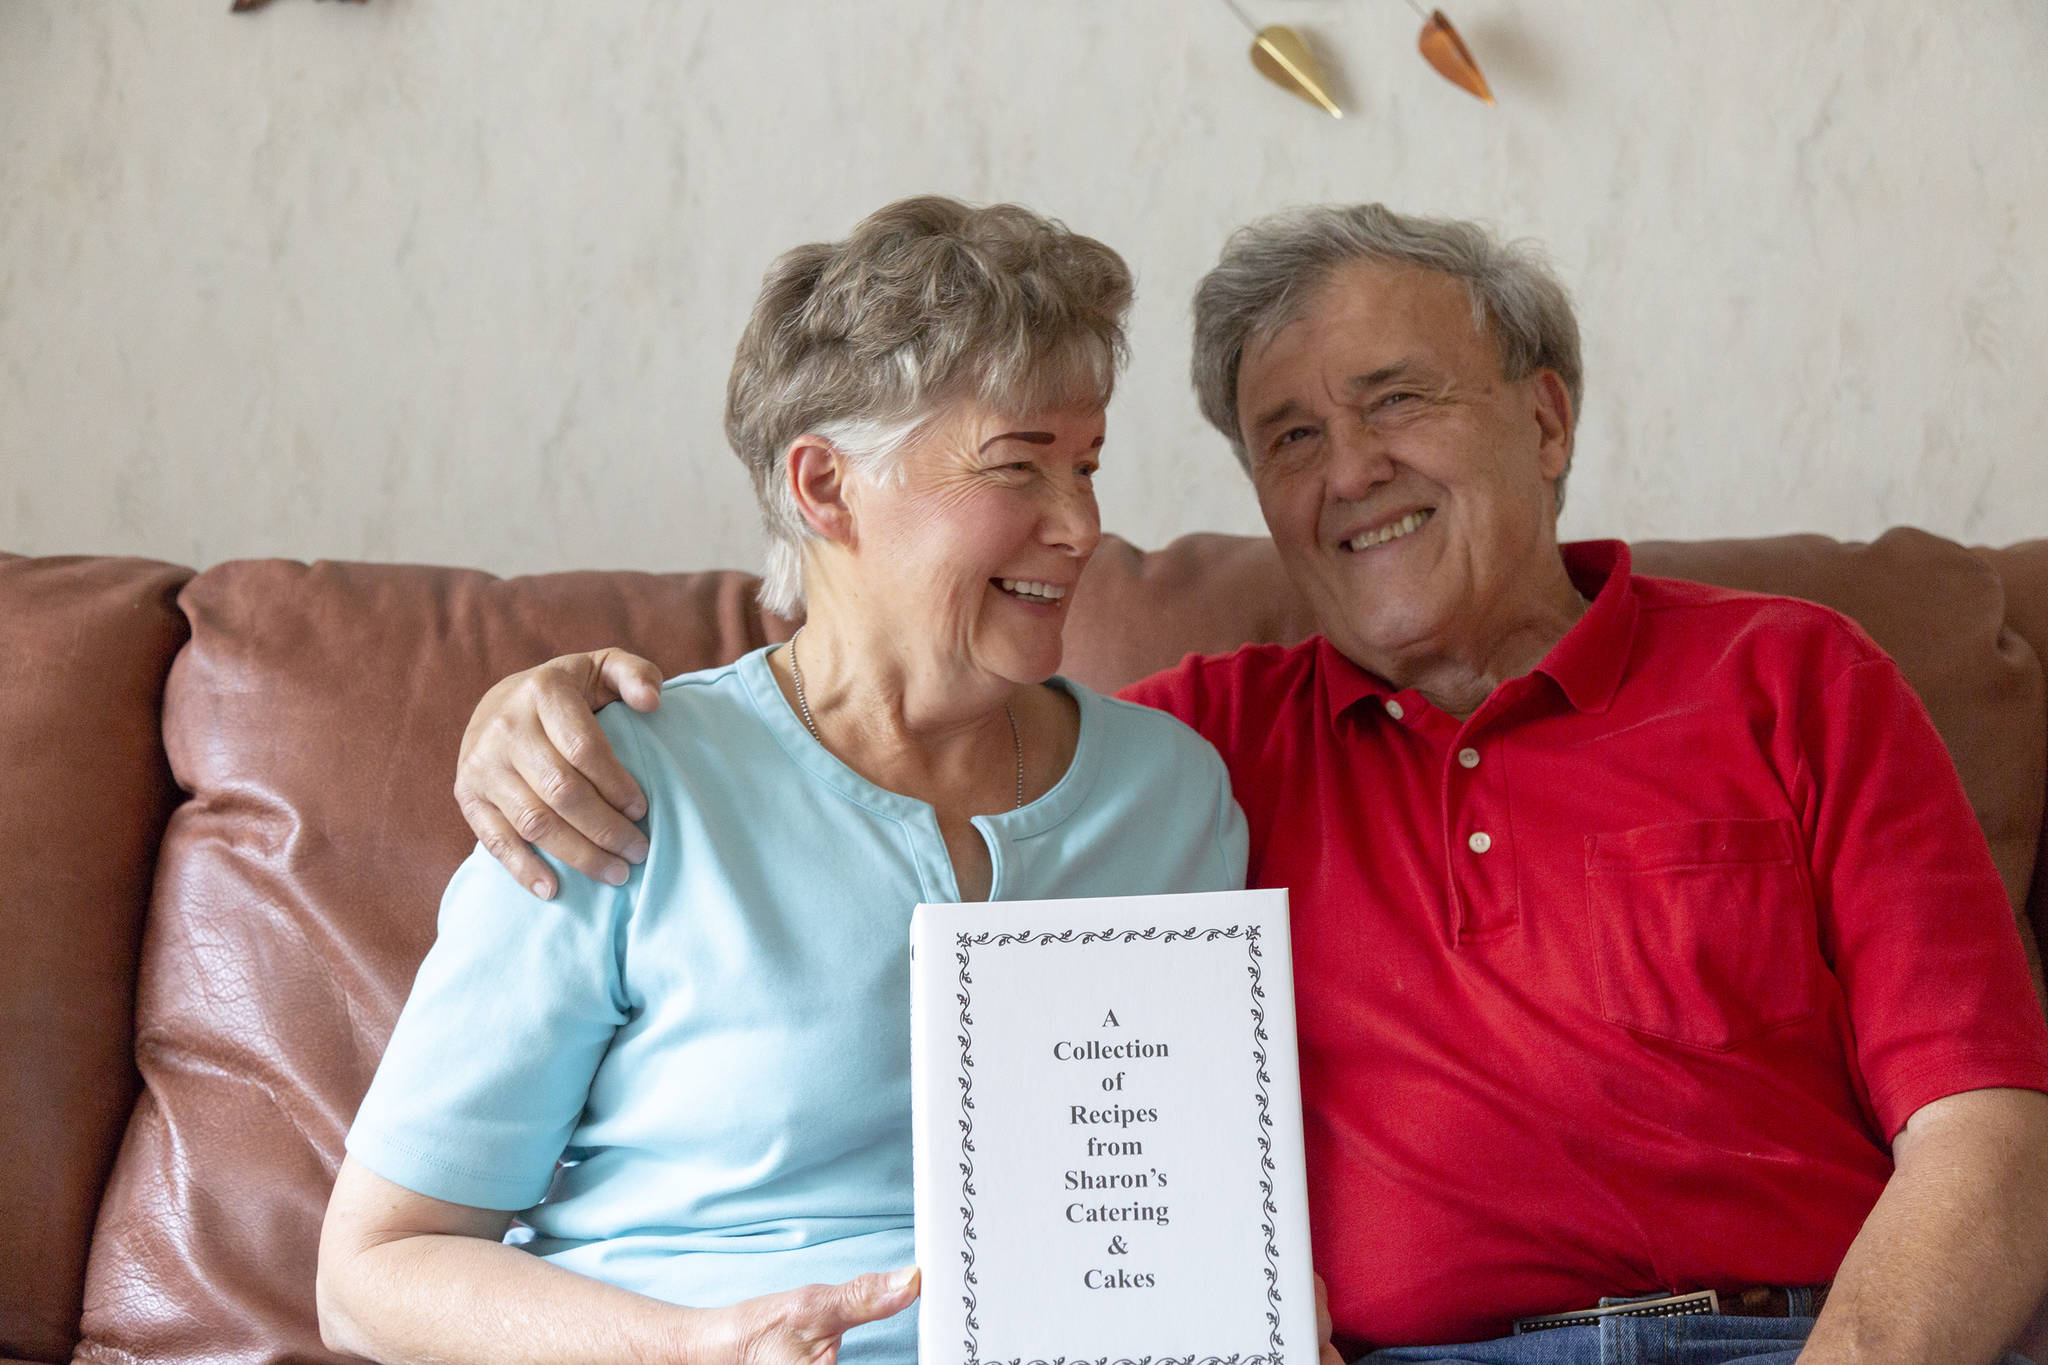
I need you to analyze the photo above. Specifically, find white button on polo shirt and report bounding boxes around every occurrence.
[1385,699,1405,720]
[1458,747,1481,768]
[1468,831,1492,854]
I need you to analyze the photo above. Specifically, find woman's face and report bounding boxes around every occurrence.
[835,399,1106,687]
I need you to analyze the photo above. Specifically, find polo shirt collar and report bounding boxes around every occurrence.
[1535,539,1636,715]
[1314,539,1638,721]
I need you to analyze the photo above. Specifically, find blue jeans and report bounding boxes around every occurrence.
[1360,1314,2037,1365]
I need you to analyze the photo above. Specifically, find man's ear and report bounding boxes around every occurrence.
[1531,369,1574,481]
[786,437,857,547]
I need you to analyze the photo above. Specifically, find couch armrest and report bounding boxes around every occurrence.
[0,554,193,1364]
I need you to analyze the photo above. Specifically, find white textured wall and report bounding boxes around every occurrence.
[4,1,2044,574]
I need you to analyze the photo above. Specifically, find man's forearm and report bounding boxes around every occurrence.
[1798,1087,2048,1364]
[319,1232,702,1365]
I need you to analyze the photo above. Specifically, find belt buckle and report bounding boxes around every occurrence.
[1513,1289,1721,1335]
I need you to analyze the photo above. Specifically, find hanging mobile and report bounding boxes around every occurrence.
[1220,0,1345,119]
[1401,0,1495,105]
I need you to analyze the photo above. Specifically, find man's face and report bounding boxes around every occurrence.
[1235,260,1574,677]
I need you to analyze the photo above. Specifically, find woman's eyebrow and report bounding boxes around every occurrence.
[978,431,1057,452]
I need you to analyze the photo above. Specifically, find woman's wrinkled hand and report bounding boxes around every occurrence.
[691,1267,920,1365]
[453,648,664,899]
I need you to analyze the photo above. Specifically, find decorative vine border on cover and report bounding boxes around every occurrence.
[950,924,1283,1365]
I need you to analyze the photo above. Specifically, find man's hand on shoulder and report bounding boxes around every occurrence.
[454,648,662,900]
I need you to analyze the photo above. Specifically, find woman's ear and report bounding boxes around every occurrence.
[786,437,857,547]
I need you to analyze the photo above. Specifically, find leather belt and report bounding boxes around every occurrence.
[1721,1285,1831,1318]
[1513,1285,1831,1335]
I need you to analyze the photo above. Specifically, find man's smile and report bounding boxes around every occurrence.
[1342,507,1435,553]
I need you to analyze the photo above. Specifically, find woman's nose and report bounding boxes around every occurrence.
[1043,479,1102,558]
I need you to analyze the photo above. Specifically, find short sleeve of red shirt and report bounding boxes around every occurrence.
[1793,641,2048,1135]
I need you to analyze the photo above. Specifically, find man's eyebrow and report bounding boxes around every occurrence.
[978,431,1057,452]
[1250,362,1424,436]
[1249,398,1304,436]
[1346,361,1418,393]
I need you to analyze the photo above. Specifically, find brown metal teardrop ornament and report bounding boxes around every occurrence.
[1249,25,1344,118]
[1417,10,1494,105]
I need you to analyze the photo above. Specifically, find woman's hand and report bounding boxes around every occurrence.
[454,648,664,899]
[691,1268,921,1365]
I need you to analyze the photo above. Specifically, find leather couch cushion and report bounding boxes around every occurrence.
[79,561,786,1365]
[0,555,192,1365]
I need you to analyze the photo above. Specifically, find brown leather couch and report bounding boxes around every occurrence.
[6,529,2046,1365]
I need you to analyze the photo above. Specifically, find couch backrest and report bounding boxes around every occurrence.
[0,556,192,1365]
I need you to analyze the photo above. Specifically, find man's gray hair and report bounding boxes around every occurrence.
[726,196,1132,618]
[1191,203,1583,502]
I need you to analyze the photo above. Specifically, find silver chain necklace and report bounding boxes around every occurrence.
[786,626,1025,809]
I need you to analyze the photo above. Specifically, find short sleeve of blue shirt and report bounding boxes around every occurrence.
[346,708,649,1212]
[346,648,1246,1343]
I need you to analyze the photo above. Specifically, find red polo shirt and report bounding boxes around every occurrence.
[1122,540,2048,1350]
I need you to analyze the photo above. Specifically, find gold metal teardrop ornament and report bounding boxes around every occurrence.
[1249,25,1344,119]
[1416,9,1494,105]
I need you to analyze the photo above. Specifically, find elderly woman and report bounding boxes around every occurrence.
[317,197,1247,1365]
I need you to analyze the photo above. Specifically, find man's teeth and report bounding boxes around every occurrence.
[1000,579,1067,601]
[1346,509,1433,552]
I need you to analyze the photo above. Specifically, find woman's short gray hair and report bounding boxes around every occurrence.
[726,196,1133,617]
[1191,203,1583,503]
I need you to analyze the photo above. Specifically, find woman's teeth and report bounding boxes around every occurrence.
[999,579,1067,601]
[1346,509,1433,552]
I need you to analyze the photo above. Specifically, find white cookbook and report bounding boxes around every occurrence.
[909,888,1314,1365]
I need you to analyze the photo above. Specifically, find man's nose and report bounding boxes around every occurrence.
[1325,413,1395,501]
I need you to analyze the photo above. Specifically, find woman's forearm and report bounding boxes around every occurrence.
[318,1230,712,1365]
[317,1158,917,1365]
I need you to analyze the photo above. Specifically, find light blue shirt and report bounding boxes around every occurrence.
[347,646,1247,1363]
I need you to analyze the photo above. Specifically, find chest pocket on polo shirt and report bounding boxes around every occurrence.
[1585,817,1822,1050]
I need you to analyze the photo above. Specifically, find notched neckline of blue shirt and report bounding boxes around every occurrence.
[725,646,1109,905]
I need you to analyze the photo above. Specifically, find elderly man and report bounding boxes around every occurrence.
[447,205,2048,1364]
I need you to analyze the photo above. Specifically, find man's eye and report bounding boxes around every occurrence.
[1377,392,1418,409]
[1275,426,1315,448]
